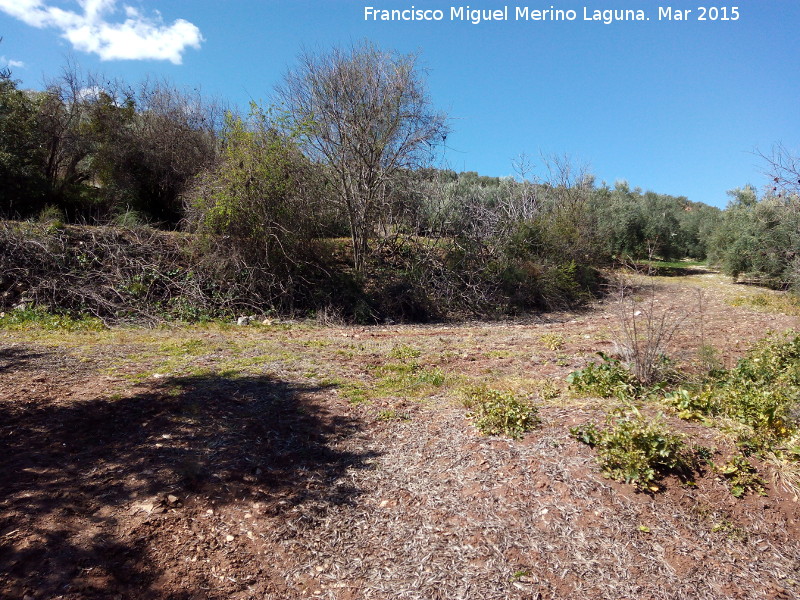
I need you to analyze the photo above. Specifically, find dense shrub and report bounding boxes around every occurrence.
[708,187,800,290]
[0,222,253,323]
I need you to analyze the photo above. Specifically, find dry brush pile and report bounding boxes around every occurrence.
[0,221,261,324]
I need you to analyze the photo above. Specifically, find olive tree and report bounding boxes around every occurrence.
[277,41,448,271]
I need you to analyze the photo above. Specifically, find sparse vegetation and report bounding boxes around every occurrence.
[570,406,702,491]
[463,386,539,439]
[3,261,800,599]
[567,352,639,399]
[667,332,800,454]
[2,38,800,600]
[718,454,766,498]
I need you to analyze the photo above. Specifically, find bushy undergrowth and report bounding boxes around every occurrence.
[666,332,800,455]
[566,352,640,399]
[0,220,602,325]
[718,454,766,498]
[463,387,540,439]
[567,333,800,497]
[0,306,105,331]
[570,406,703,491]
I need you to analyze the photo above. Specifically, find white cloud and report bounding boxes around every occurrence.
[0,0,202,64]
[1,56,26,68]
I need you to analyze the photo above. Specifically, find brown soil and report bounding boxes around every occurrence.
[2,271,800,599]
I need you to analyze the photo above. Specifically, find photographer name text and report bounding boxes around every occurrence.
[363,6,740,24]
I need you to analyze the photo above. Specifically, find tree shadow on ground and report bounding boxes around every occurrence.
[0,347,48,373]
[0,370,376,598]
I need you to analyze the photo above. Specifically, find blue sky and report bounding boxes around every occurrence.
[1,1,798,207]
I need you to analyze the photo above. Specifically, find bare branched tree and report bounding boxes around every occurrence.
[38,62,99,198]
[760,143,800,198]
[277,40,449,271]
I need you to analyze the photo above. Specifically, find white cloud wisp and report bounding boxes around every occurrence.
[0,0,203,64]
[1,56,26,68]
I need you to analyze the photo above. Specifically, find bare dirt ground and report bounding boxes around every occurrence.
[2,271,799,599]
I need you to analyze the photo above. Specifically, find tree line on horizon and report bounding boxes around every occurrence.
[1,41,798,322]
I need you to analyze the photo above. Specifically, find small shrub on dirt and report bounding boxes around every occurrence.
[717,454,766,498]
[376,409,410,422]
[664,388,719,422]
[570,406,701,491]
[464,387,539,439]
[537,379,561,401]
[388,344,422,360]
[610,271,687,385]
[567,352,639,399]
[540,333,566,351]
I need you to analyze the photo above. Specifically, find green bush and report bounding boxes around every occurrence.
[667,332,800,454]
[464,387,539,439]
[718,454,766,498]
[567,352,639,399]
[570,406,700,491]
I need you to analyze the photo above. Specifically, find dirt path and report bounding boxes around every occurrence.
[1,272,799,599]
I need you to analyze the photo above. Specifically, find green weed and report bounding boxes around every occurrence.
[376,409,410,421]
[729,293,800,316]
[0,307,105,332]
[464,386,539,439]
[570,406,701,491]
[540,333,566,351]
[567,352,638,399]
[718,454,766,498]
[388,344,422,360]
[666,332,800,455]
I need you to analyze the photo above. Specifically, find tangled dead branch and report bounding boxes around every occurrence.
[0,222,263,324]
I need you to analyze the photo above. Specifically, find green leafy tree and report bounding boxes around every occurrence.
[709,186,800,289]
[188,104,324,306]
[0,71,49,216]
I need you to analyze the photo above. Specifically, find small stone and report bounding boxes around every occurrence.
[225,534,235,542]
[167,494,180,505]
